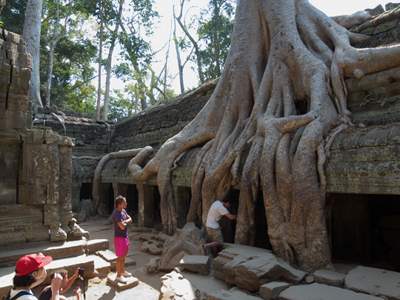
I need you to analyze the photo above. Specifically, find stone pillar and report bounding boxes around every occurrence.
[59,137,74,230]
[137,183,155,227]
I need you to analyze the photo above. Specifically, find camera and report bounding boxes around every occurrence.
[78,268,85,277]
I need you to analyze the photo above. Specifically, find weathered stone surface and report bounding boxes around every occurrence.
[179,255,210,275]
[86,239,109,254]
[0,240,87,267]
[345,266,400,300]
[207,287,263,300]
[314,269,345,287]
[140,240,163,255]
[159,270,200,300]
[145,258,160,274]
[96,249,117,263]
[259,282,290,300]
[88,255,111,276]
[106,273,139,291]
[45,255,95,278]
[158,223,205,272]
[386,2,400,11]
[214,244,305,292]
[280,283,384,300]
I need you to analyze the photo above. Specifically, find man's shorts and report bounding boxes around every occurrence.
[114,236,130,257]
[206,227,223,243]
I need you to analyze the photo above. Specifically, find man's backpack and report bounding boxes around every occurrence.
[6,290,34,300]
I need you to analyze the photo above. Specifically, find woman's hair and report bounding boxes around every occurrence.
[13,273,36,288]
[115,195,126,208]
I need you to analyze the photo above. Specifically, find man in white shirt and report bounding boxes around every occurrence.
[205,198,236,244]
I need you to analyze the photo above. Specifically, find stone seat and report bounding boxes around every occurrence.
[0,239,109,268]
[0,255,96,299]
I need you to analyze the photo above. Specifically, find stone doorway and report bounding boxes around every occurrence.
[80,182,92,200]
[125,184,139,223]
[175,186,191,228]
[329,193,400,271]
[254,192,271,249]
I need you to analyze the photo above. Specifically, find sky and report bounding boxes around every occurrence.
[113,0,398,94]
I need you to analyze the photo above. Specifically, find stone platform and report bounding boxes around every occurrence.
[0,238,110,299]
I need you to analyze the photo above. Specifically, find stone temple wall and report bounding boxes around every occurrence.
[0,28,74,245]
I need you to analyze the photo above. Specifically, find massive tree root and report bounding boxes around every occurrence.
[128,0,400,270]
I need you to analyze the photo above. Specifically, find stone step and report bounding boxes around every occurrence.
[0,239,109,268]
[345,266,400,300]
[0,255,96,299]
[279,283,384,300]
[207,287,263,300]
[87,255,111,276]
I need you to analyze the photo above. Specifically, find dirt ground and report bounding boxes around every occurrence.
[63,217,227,299]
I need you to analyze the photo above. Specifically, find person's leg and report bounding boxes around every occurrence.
[116,257,122,277]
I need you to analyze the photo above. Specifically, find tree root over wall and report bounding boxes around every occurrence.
[111,0,400,271]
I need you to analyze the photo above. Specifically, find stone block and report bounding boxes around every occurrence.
[159,270,200,300]
[106,273,139,291]
[86,239,109,254]
[345,266,400,300]
[207,287,263,300]
[213,244,305,292]
[179,255,210,275]
[87,255,111,276]
[279,283,384,300]
[259,282,290,300]
[313,269,345,287]
[96,249,117,263]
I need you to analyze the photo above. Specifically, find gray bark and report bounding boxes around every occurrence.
[96,0,104,121]
[22,0,44,110]
[102,0,124,121]
[126,0,400,271]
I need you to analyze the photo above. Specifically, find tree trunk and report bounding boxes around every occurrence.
[128,0,400,271]
[96,0,104,121]
[22,0,43,110]
[102,0,124,121]
[173,13,185,94]
[175,0,205,84]
[45,43,55,108]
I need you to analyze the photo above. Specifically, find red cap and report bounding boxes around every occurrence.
[15,253,53,276]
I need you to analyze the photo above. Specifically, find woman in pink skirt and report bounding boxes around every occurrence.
[112,196,133,283]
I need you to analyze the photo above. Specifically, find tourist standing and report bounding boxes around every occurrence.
[112,195,133,284]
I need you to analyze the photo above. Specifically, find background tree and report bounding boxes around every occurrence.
[23,0,44,109]
[197,0,234,80]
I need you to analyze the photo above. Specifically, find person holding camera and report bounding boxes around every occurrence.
[38,268,81,300]
[7,253,62,300]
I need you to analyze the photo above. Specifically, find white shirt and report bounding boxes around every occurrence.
[206,200,229,229]
[9,289,37,300]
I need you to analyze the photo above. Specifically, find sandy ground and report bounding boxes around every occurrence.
[62,217,227,299]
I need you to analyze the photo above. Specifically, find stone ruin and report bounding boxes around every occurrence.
[37,4,400,273]
[2,3,400,300]
[0,19,80,245]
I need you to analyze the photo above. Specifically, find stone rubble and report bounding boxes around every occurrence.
[313,269,345,287]
[179,255,211,275]
[259,281,290,300]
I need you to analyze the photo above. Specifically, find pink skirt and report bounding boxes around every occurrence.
[114,237,130,257]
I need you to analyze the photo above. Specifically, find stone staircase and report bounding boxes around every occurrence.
[0,205,48,246]
[0,238,115,299]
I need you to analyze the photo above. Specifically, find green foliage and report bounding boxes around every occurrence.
[197,0,235,80]
[0,0,27,33]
